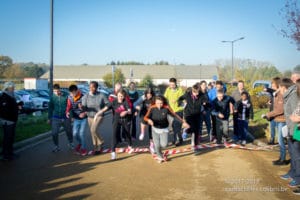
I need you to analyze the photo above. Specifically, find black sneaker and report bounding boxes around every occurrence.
[273,160,289,166]
[272,158,281,164]
[293,187,300,195]
[175,139,183,147]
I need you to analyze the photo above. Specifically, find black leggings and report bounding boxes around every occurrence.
[112,117,132,152]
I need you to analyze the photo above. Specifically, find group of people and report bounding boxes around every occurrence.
[46,77,255,163]
[2,71,300,194]
[260,71,300,194]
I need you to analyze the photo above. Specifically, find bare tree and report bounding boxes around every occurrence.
[280,0,300,50]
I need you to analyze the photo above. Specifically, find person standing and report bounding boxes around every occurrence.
[81,81,109,155]
[289,79,300,195]
[164,78,185,146]
[0,82,21,160]
[262,78,289,165]
[66,84,88,156]
[127,82,139,139]
[280,73,300,189]
[264,77,281,145]
[234,91,253,145]
[48,84,73,152]
[231,80,249,140]
[144,95,189,163]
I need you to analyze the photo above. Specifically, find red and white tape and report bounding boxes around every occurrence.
[84,142,275,158]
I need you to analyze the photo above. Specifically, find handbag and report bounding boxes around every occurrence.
[293,124,300,141]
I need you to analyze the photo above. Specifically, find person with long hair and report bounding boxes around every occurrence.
[144,95,189,163]
[95,89,133,160]
[134,87,156,153]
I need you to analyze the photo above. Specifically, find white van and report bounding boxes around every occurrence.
[252,80,271,89]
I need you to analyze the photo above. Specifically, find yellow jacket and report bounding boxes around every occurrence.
[164,87,184,112]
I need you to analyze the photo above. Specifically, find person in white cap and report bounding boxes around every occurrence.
[0,82,22,161]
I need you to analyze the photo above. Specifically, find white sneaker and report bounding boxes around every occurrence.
[149,142,155,154]
[111,152,116,160]
[139,133,145,140]
[242,140,246,145]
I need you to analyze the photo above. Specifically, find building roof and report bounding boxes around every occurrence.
[40,65,218,80]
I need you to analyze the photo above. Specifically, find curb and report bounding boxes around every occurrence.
[14,131,52,153]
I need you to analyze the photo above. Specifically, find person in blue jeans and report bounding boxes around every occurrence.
[262,77,288,165]
[66,84,88,156]
[280,76,299,190]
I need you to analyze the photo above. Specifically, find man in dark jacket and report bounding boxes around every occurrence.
[211,89,235,144]
[0,82,21,161]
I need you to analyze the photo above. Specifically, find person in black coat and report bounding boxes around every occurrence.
[0,82,22,161]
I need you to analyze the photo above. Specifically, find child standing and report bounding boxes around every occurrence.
[234,91,253,145]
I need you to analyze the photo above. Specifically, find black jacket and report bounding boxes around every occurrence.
[178,91,206,117]
[235,99,254,120]
[0,92,19,122]
[211,95,235,120]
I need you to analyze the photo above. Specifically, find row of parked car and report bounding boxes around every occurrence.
[11,85,113,114]
[14,89,50,114]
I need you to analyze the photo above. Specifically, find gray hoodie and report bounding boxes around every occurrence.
[283,84,298,136]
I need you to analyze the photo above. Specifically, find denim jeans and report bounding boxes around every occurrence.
[172,111,183,143]
[270,120,277,142]
[288,139,300,184]
[199,110,211,136]
[237,119,248,141]
[152,127,168,159]
[73,118,87,149]
[277,122,286,161]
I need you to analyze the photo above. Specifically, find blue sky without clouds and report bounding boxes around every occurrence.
[0,0,299,71]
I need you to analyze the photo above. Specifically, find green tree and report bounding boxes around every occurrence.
[3,64,25,78]
[102,68,126,87]
[0,55,13,78]
[139,74,154,87]
[23,63,45,78]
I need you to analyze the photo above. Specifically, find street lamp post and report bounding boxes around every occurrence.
[222,37,245,81]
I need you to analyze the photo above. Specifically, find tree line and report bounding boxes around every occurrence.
[0,56,48,79]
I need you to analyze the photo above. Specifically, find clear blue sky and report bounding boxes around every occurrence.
[0,0,299,71]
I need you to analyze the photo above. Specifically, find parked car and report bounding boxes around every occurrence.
[15,90,49,111]
[25,89,50,100]
[14,93,35,114]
